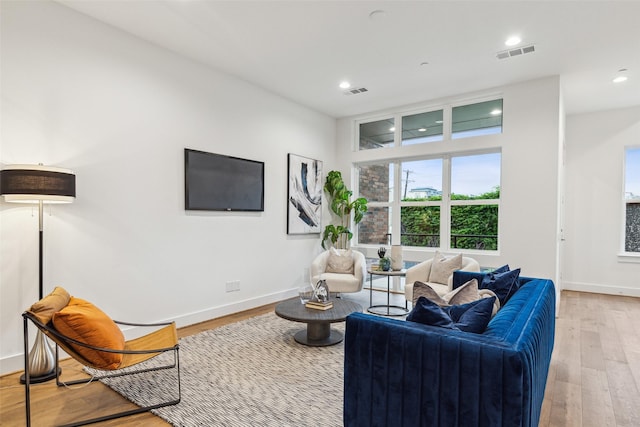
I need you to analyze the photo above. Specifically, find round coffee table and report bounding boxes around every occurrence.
[275,298,362,347]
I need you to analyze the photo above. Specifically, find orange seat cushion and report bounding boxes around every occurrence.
[52,297,125,370]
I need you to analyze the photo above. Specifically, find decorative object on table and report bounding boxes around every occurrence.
[287,153,323,235]
[321,170,367,249]
[0,164,76,384]
[391,245,403,270]
[377,247,387,258]
[306,279,333,310]
[312,279,330,303]
[298,283,314,305]
[379,257,391,271]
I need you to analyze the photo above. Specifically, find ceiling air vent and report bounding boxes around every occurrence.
[496,44,535,60]
[344,87,368,96]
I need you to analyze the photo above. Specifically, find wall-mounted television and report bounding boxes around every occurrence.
[184,148,265,211]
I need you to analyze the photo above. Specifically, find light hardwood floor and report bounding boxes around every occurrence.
[1,290,639,426]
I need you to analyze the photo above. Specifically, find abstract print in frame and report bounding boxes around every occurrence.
[287,153,323,234]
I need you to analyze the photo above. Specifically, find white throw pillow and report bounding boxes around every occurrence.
[326,248,354,274]
[412,279,501,317]
[428,252,462,285]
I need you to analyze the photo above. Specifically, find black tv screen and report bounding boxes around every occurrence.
[185,149,264,211]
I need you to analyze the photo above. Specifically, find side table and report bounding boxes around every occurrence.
[366,268,409,316]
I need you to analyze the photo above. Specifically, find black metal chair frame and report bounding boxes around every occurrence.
[23,311,181,427]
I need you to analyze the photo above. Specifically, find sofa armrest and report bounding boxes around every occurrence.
[344,313,525,427]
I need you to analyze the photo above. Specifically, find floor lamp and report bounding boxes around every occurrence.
[0,164,76,383]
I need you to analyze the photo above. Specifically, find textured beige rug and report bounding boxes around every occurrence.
[96,313,345,427]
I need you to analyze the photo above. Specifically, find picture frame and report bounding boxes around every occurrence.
[287,153,323,234]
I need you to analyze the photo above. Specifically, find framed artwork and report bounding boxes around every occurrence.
[287,153,323,234]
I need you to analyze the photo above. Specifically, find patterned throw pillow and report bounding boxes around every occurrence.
[428,252,462,285]
[325,248,354,274]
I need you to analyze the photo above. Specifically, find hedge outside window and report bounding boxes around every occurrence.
[624,146,640,253]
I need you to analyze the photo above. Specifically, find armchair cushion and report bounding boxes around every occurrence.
[428,251,462,284]
[326,247,354,274]
[52,297,125,370]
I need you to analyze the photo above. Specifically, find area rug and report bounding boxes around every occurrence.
[94,313,345,427]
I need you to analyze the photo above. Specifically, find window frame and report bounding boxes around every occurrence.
[356,149,501,253]
[620,145,640,260]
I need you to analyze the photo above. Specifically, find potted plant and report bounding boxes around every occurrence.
[321,170,368,249]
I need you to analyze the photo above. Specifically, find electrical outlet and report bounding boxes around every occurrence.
[226,280,240,292]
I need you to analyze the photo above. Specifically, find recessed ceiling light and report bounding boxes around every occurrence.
[339,81,351,89]
[505,36,521,47]
[490,109,502,115]
[418,128,427,132]
[389,127,396,132]
[435,120,443,124]
[613,76,628,83]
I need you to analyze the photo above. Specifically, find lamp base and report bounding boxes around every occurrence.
[19,368,60,384]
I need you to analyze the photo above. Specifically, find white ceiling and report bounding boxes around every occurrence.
[57,0,640,118]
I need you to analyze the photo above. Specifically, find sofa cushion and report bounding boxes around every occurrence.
[406,297,457,329]
[482,267,521,306]
[450,296,496,334]
[413,279,500,315]
[52,297,125,370]
[428,251,462,285]
[407,295,495,334]
[326,248,354,274]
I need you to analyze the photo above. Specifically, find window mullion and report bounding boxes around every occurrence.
[442,155,451,251]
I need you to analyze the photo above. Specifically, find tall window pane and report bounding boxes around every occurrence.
[625,147,640,252]
[451,205,498,250]
[358,162,393,203]
[452,99,503,139]
[451,153,501,199]
[359,118,395,150]
[400,159,443,201]
[402,110,444,145]
[359,207,391,245]
[401,206,440,247]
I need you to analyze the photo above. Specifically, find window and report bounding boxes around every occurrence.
[402,110,443,145]
[452,99,503,139]
[358,152,501,251]
[625,147,640,252]
[359,118,394,150]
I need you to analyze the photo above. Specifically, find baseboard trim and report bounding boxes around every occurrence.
[562,281,640,298]
[1,289,297,377]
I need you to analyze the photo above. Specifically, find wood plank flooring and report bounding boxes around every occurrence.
[1,290,639,426]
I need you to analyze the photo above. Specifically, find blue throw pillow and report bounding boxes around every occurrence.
[406,297,457,329]
[407,296,495,334]
[491,264,510,274]
[446,298,487,322]
[481,268,521,306]
[453,296,495,334]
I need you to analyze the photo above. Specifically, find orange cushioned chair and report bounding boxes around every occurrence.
[22,287,180,427]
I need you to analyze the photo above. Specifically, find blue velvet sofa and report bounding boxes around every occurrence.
[343,272,555,427]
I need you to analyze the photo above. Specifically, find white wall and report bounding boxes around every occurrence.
[0,1,335,374]
[563,106,640,295]
[336,77,563,283]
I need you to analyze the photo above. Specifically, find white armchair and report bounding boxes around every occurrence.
[310,249,366,294]
[405,255,481,303]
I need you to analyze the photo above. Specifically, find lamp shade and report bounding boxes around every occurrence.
[0,164,76,203]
